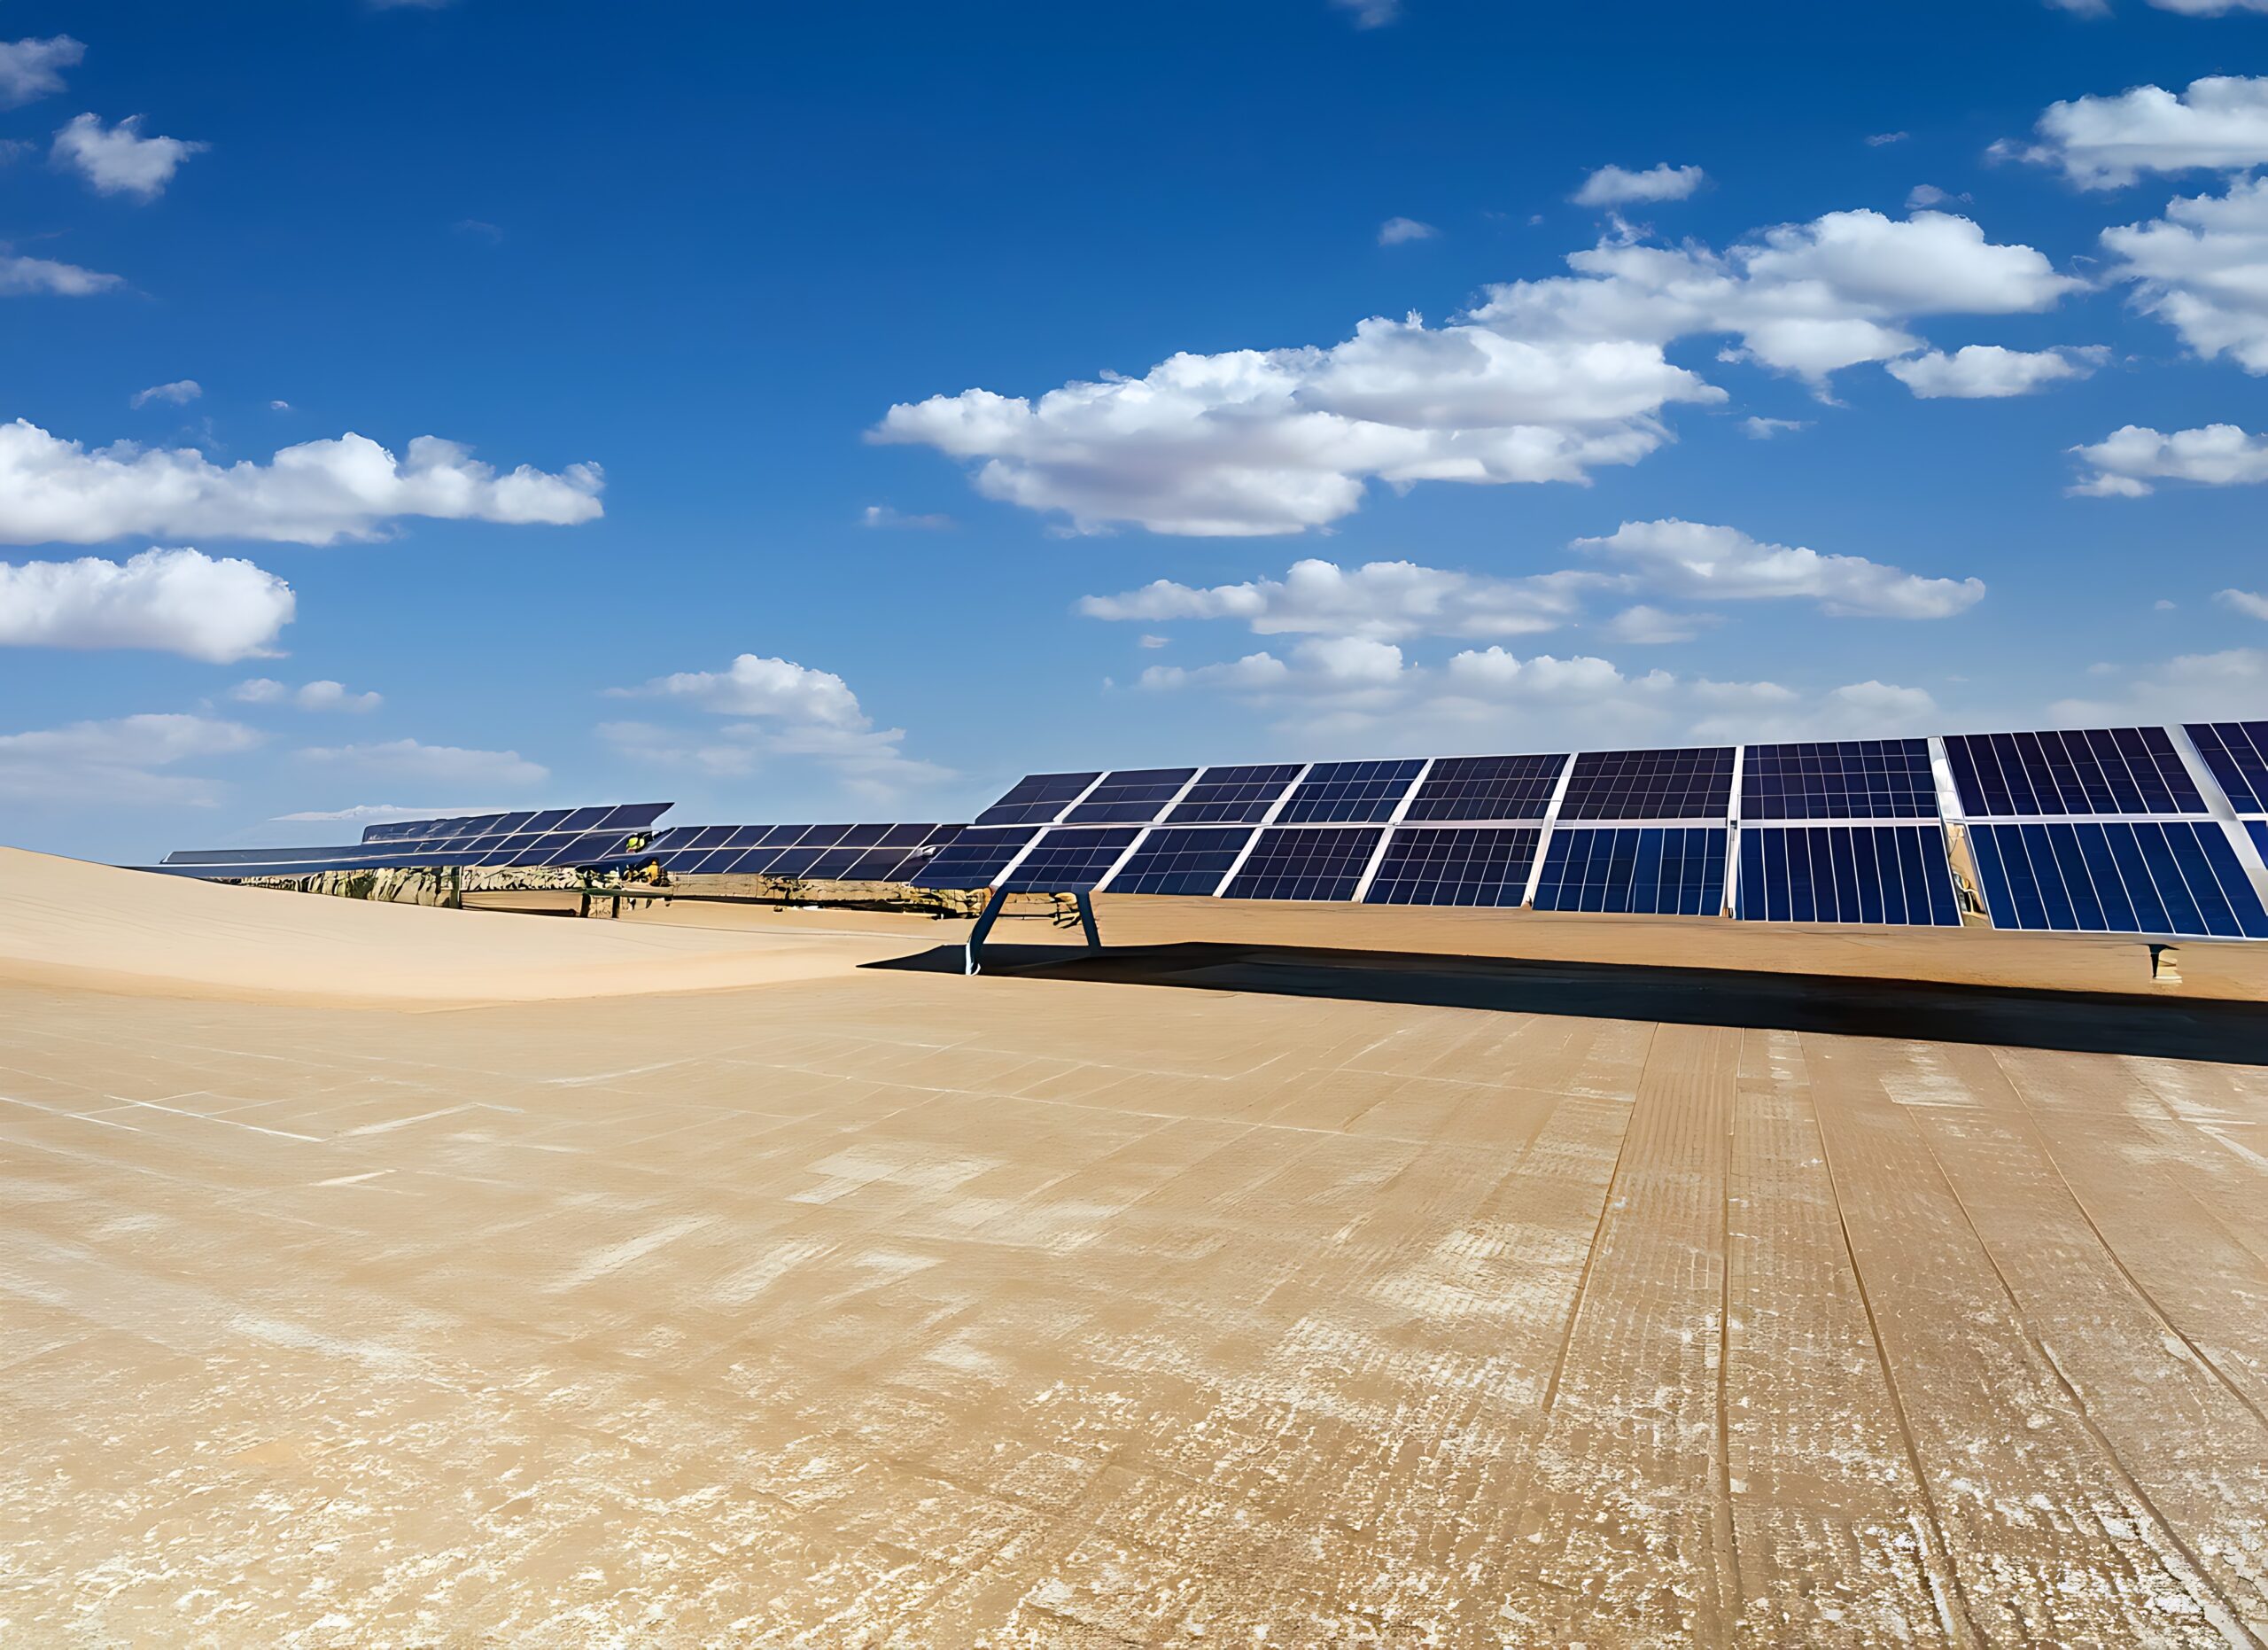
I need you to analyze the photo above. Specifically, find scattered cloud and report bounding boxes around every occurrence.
[1905,184,1970,210]
[2069,423,2268,494]
[1601,603,1716,644]
[2155,597,2179,611]
[131,378,201,409]
[1996,76,2268,189]
[1866,131,1910,147]
[0,547,293,662]
[0,251,121,296]
[2217,588,2268,619]
[232,678,383,712]
[1574,518,1986,617]
[268,400,291,412]
[2103,174,2268,373]
[272,802,508,825]
[0,419,602,545]
[1328,0,1402,27]
[1886,343,2105,398]
[1741,416,1810,439]
[878,209,2073,535]
[1573,163,1706,206]
[0,35,83,107]
[299,738,548,787]
[0,712,259,806]
[454,217,503,244]
[1079,557,1598,641]
[604,652,949,798]
[2048,646,2268,723]
[52,112,207,200]
[1378,215,1439,246]
[859,503,954,529]
[1137,634,1169,649]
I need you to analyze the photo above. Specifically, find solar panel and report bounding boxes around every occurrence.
[361,802,670,844]
[2251,821,2268,862]
[1402,755,1565,821]
[1273,759,1425,824]
[1221,827,1384,901]
[1944,728,2202,817]
[1967,821,2268,938]
[1742,740,1938,821]
[1736,826,1959,926]
[1364,827,1540,907]
[1062,767,1199,824]
[1533,827,1727,915]
[2187,721,2268,815]
[169,804,671,877]
[1100,826,1255,895]
[1161,763,1303,824]
[911,827,1041,889]
[972,772,1102,827]
[1000,827,1143,891]
[1557,748,1734,821]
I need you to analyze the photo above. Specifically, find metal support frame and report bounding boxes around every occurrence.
[964,886,1105,976]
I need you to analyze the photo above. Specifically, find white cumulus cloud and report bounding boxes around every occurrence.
[1997,76,2268,189]
[2103,175,2268,373]
[2070,423,2268,494]
[1573,163,1706,206]
[131,378,200,409]
[0,547,293,662]
[1886,344,2105,398]
[232,678,383,712]
[0,252,121,296]
[0,35,82,106]
[1574,518,1986,617]
[53,112,207,200]
[299,738,548,788]
[2048,647,2268,723]
[1079,557,1599,641]
[2216,588,2268,619]
[1602,603,1716,644]
[1378,215,1439,245]
[0,712,259,805]
[0,418,602,545]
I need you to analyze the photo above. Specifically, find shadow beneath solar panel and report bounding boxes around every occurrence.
[865,941,2268,1066]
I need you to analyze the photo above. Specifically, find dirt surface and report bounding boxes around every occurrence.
[5,866,2268,1646]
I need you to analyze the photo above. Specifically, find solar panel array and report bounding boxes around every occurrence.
[636,821,963,883]
[932,724,2268,940]
[158,803,675,881]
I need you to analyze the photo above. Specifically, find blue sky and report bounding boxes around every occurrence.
[3,0,2266,861]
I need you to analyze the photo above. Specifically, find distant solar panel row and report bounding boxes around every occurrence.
[163,801,671,876]
[361,803,670,844]
[638,821,964,883]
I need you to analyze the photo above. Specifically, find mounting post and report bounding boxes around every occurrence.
[965,886,1009,976]
[1073,890,1103,951]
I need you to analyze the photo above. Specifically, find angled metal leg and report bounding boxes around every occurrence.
[965,886,1009,976]
[1074,891,1102,952]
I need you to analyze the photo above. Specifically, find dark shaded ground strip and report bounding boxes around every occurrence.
[866,940,2268,1065]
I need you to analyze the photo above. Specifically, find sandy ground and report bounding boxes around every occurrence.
[5,859,2268,1646]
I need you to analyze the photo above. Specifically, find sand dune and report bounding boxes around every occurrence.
[0,847,926,1006]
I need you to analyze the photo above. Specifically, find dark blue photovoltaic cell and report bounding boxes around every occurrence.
[1000,828,1143,890]
[1161,764,1302,824]
[1742,740,1939,821]
[1557,748,1734,821]
[1062,768,1200,824]
[2187,721,2268,814]
[1363,827,1540,906]
[911,827,1041,889]
[1273,759,1425,824]
[362,802,669,844]
[1402,755,1566,821]
[1101,827,1255,895]
[1968,821,2268,938]
[641,822,964,877]
[973,772,1102,827]
[1532,827,1728,915]
[1944,728,2202,817]
[2251,821,2268,862]
[1221,827,1384,901]
[1735,826,1959,926]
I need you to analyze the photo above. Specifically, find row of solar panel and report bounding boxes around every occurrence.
[916,817,2268,938]
[161,828,656,876]
[971,723,2268,834]
[635,822,963,883]
[361,802,670,844]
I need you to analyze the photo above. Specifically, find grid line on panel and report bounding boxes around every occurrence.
[910,827,1042,889]
[1363,827,1541,907]
[2187,721,2268,815]
[1735,825,1960,926]
[1000,828,1145,891]
[1220,827,1384,901]
[1741,739,1939,821]
[1944,728,2204,818]
[1402,754,1567,821]
[1062,768,1200,824]
[1101,827,1256,896]
[1273,759,1426,824]
[972,772,1105,828]
[1161,764,1304,825]
[1557,747,1736,822]
[1532,826,1728,916]
[1967,820,2268,939]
